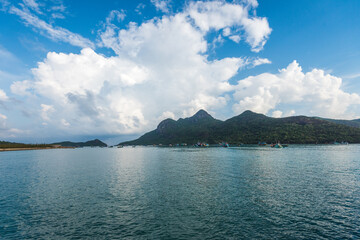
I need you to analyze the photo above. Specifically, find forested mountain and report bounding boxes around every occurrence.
[121,110,360,145]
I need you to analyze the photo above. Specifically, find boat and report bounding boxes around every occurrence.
[271,143,283,148]
[195,142,209,147]
[220,142,229,148]
[258,142,267,146]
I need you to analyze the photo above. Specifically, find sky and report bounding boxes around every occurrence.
[0,0,360,144]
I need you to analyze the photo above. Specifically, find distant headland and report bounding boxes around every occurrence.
[0,139,107,152]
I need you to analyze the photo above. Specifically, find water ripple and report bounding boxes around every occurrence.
[0,146,359,239]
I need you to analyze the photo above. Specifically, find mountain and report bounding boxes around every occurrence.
[53,139,107,147]
[318,118,360,128]
[124,110,221,145]
[120,110,360,145]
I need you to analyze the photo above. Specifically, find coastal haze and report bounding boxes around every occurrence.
[1,146,359,239]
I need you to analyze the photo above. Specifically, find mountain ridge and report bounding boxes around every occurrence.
[120,110,360,145]
[53,139,107,147]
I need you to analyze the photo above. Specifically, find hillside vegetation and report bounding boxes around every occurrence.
[121,110,360,145]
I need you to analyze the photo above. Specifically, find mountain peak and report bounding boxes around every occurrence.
[156,118,176,133]
[191,109,213,120]
[240,110,257,115]
[238,110,266,118]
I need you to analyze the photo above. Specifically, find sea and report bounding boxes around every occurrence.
[0,145,359,239]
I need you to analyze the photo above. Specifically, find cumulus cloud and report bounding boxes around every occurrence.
[241,16,272,52]
[187,1,271,52]
[101,1,271,54]
[10,0,272,137]
[233,61,360,119]
[15,45,248,135]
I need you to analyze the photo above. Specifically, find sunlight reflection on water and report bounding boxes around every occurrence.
[0,145,359,239]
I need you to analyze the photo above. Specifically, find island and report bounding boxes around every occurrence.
[120,110,360,145]
[53,139,107,148]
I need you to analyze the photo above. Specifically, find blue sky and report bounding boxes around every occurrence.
[0,0,360,144]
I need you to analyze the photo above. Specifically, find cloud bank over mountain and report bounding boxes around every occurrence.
[9,0,273,137]
[2,0,360,140]
[233,61,360,119]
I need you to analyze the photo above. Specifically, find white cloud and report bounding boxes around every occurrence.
[10,80,33,96]
[241,17,272,52]
[8,6,94,49]
[61,118,70,127]
[17,9,257,135]
[19,43,248,135]
[51,4,66,13]
[233,61,360,119]
[0,0,10,11]
[252,57,271,67]
[222,27,231,36]
[51,12,65,19]
[187,1,271,52]
[0,89,9,102]
[10,0,272,137]
[229,35,241,43]
[243,0,259,8]
[151,0,171,13]
[40,104,54,121]
[286,110,296,117]
[23,0,41,14]
[135,3,146,15]
[159,111,175,120]
[271,110,282,118]
[106,10,126,24]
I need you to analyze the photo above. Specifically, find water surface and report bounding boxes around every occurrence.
[1,145,359,239]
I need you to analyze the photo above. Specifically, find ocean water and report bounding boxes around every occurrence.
[0,145,359,239]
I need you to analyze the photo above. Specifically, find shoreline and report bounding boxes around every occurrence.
[0,147,75,152]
